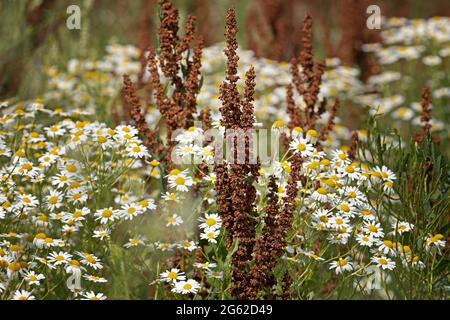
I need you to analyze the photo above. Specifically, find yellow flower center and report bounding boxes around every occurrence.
[102,209,113,218]
[66,164,77,172]
[183,283,193,290]
[48,196,58,204]
[44,238,53,243]
[345,166,355,173]
[35,233,46,239]
[70,259,80,267]
[175,177,185,185]
[337,258,347,267]
[139,200,148,207]
[383,240,393,248]
[167,216,176,223]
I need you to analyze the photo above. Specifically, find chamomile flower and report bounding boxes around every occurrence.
[12,289,35,300]
[155,242,174,252]
[167,169,194,192]
[290,138,314,157]
[24,271,45,285]
[46,190,63,211]
[120,203,144,220]
[126,143,149,158]
[137,198,156,210]
[403,255,425,269]
[52,173,71,188]
[305,129,319,143]
[15,160,41,178]
[162,192,180,202]
[311,187,330,202]
[313,209,332,229]
[77,252,103,270]
[329,257,354,274]
[93,228,110,241]
[339,163,361,180]
[173,279,200,294]
[160,268,187,283]
[81,291,107,300]
[18,194,38,208]
[45,124,65,137]
[300,250,325,261]
[372,165,396,182]
[47,251,72,266]
[200,229,220,243]
[95,207,119,224]
[83,275,108,283]
[328,233,350,245]
[65,259,85,275]
[393,221,414,234]
[180,240,197,252]
[371,256,396,270]
[166,214,183,227]
[206,270,224,279]
[331,149,350,164]
[116,125,138,138]
[124,237,145,248]
[341,186,366,204]
[359,207,376,220]
[363,222,384,238]
[64,207,89,222]
[194,262,217,270]
[199,213,222,230]
[336,202,356,217]
[185,126,203,139]
[330,215,350,230]
[95,133,114,149]
[376,240,398,256]
[425,234,445,249]
[67,183,85,199]
[356,234,375,247]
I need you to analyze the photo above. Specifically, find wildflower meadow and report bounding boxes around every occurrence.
[0,0,448,302]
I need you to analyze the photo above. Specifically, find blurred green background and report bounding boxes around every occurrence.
[1,0,449,99]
